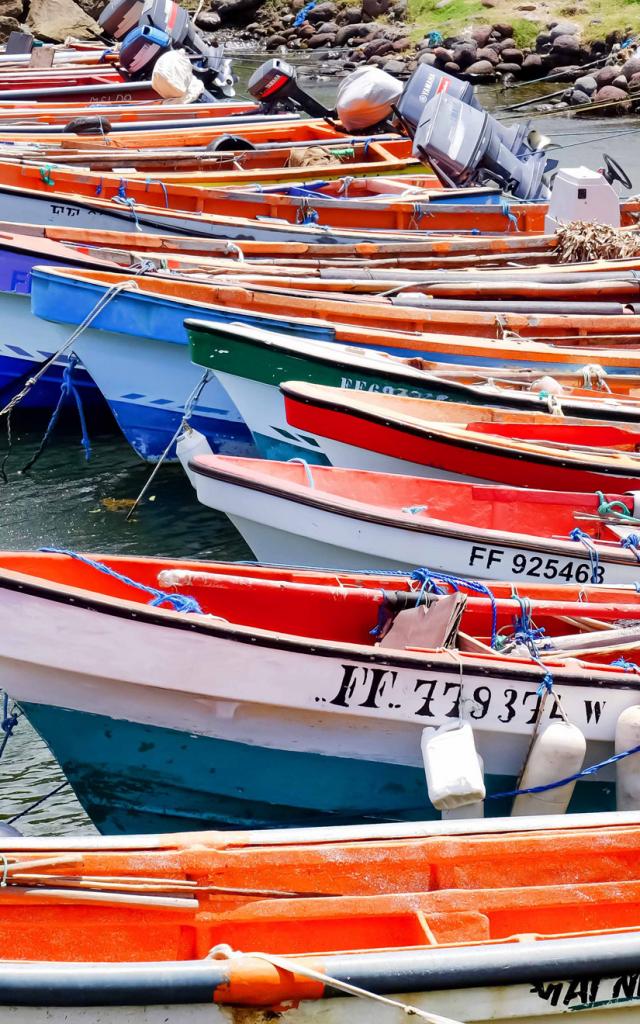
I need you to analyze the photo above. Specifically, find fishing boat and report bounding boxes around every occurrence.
[281,382,640,492]
[0,232,128,412]
[185,320,640,462]
[179,450,640,583]
[28,266,640,460]
[4,815,640,1019]
[3,549,640,831]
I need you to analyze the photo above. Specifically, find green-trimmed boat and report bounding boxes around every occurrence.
[186,319,640,462]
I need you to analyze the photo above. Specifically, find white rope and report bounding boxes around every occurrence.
[0,279,138,420]
[206,944,464,1023]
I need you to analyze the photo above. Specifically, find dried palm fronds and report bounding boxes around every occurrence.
[555,221,640,263]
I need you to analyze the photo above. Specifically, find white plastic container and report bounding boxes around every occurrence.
[544,167,620,231]
[616,706,640,810]
[176,428,213,487]
[421,722,486,811]
[512,721,586,816]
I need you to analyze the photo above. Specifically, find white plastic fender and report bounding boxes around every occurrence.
[616,706,640,810]
[529,375,564,395]
[176,428,213,488]
[152,49,204,104]
[336,67,403,131]
[421,722,486,811]
[511,721,586,817]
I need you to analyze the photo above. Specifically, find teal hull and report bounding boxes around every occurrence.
[22,702,616,834]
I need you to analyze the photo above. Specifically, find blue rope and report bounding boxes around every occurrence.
[95,177,103,197]
[410,568,498,648]
[489,741,640,801]
[0,692,18,761]
[21,356,91,473]
[509,593,554,696]
[293,1,315,27]
[569,527,601,583]
[500,200,519,232]
[37,549,203,614]
[145,177,169,208]
[621,533,640,563]
[612,657,640,672]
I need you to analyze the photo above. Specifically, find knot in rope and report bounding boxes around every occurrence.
[39,165,55,186]
[621,533,640,563]
[569,527,601,583]
[581,363,610,392]
[613,656,640,673]
[596,490,631,518]
[410,568,498,648]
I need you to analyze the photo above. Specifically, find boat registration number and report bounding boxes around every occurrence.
[468,544,605,583]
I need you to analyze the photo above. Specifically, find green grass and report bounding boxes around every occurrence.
[407,0,640,45]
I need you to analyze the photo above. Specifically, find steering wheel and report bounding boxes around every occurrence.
[603,153,633,190]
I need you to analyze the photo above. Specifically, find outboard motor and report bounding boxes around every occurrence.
[248,59,336,118]
[395,63,481,134]
[99,0,145,38]
[105,0,235,96]
[413,91,554,201]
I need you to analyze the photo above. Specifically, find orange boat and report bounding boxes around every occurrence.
[2,816,640,1018]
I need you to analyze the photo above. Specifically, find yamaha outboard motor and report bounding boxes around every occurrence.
[413,91,554,201]
[397,64,541,162]
[248,59,336,118]
[99,0,145,38]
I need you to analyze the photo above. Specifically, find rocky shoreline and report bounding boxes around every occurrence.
[196,0,640,114]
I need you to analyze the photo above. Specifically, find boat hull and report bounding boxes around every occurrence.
[0,575,630,833]
[189,465,639,585]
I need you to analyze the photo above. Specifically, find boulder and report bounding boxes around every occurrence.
[549,20,579,39]
[476,46,500,63]
[471,24,493,46]
[521,52,543,70]
[195,9,222,30]
[492,22,513,37]
[495,36,515,50]
[362,0,391,16]
[496,61,522,74]
[465,58,495,74]
[443,60,460,73]
[418,50,437,65]
[551,34,580,53]
[392,36,411,51]
[382,58,406,74]
[433,45,453,64]
[480,0,496,8]
[574,73,597,94]
[612,74,629,90]
[499,46,523,63]
[0,14,18,38]
[27,0,101,40]
[266,32,287,47]
[389,0,407,17]
[622,55,640,80]
[593,84,632,113]
[308,1,336,21]
[342,6,362,22]
[569,86,590,105]
[334,21,368,44]
[595,65,622,87]
[308,30,336,45]
[452,44,477,68]
[0,0,22,18]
